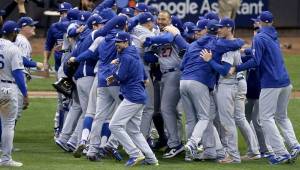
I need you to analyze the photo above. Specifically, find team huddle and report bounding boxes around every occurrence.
[0,0,299,168]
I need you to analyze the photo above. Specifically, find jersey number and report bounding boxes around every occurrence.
[161,45,172,58]
[0,54,4,69]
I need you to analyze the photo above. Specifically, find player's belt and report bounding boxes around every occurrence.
[162,68,177,74]
[1,80,16,84]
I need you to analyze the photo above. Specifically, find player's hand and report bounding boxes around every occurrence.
[200,49,212,62]
[110,59,119,65]
[229,67,236,75]
[54,44,62,52]
[36,62,44,70]
[164,25,180,36]
[106,75,115,85]
[23,95,29,110]
[68,57,76,63]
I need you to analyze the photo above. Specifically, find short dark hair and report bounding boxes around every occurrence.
[159,10,171,19]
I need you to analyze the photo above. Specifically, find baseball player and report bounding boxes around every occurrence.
[107,31,158,166]
[143,10,184,158]
[86,15,128,161]
[200,18,262,163]
[232,11,300,164]
[15,16,43,119]
[0,20,28,167]
[130,12,156,145]
[43,2,73,139]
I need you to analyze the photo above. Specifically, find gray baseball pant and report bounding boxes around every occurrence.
[0,85,18,162]
[58,88,82,143]
[68,76,94,145]
[109,99,158,163]
[259,84,299,155]
[160,70,181,148]
[88,86,120,154]
[245,98,271,153]
[140,67,154,139]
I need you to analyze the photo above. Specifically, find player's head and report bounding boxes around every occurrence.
[206,19,220,35]
[157,10,171,30]
[134,3,149,16]
[139,12,154,30]
[193,19,209,39]
[87,14,103,30]
[58,2,73,18]
[216,17,235,38]
[120,7,134,18]
[1,20,19,42]
[114,31,130,53]
[257,11,273,26]
[17,17,38,38]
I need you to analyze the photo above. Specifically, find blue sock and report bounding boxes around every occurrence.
[101,122,111,138]
[58,110,65,133]
[83,116,93,131]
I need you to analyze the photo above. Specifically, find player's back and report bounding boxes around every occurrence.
[0,39,23,82]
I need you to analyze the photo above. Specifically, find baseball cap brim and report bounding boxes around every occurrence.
[251,18,260,22]
[99,19,109,24]
[114,38,127,42]
[31,21,39,26]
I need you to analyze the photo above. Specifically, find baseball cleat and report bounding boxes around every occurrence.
[141,160,159,166]
[66,142,76,152]
[241,154,261,160]
[125,155,145,167]
[290,145,300,162]
[73,141,86,158]
[0,159,23,167]
[55,139,70,152]
[163,144,184,158]
[103,146,123,161]
[268,154,291,165]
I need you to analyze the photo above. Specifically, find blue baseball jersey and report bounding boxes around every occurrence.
[180,34,218,89]
[44,22,64,71]
[113,46,147,104]
[97,30,120,87]
[236,26,290,88]
[72,28,98,80]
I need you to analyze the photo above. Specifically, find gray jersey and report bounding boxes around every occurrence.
[219,50,244,84]
[15,34,32,59]
[157,32,181,71]
[0,39,24,81]
[131,25,155,56]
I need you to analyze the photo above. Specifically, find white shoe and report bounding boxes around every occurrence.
[0,159,23,167]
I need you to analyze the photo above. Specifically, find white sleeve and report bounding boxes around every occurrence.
[88,37,104,52]
[221,51,234,65]
[11,48,24,71]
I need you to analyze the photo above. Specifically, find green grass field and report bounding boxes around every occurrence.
[27,55,300,91]
[10,98,300,170]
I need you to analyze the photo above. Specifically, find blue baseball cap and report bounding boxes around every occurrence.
[183,22,196,37]
[78,11,92,25]
[0,10,6,16]
[135,3,149,12]
[67,8,80,21]
[207,19,220,32]
[58,2,73,12]
[204,12,219,21]
[148,6,159,16]
[217,17,235,28]
[121,7,134,18]
[17,17,39,28]
[139,12,154,24]
[114,16,128,29]
[193,19,209,31]
[87,14,103,29]
[99,8,117,24]
[115,31,130,42]
[258,11,273,23]
[171,15,183,32]
[2,20,19,34]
